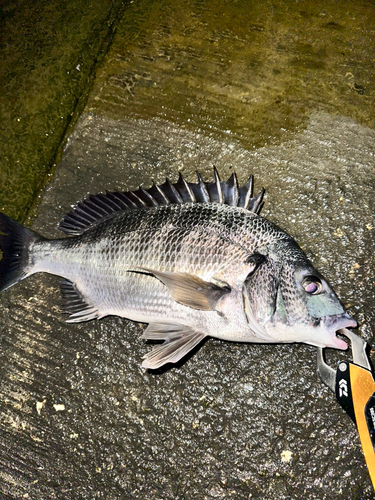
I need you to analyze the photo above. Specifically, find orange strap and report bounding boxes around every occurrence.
[350,364,375,489]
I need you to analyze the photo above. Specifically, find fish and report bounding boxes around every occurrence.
[0,168,356,369]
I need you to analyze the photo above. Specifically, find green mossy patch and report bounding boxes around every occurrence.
[0,0,126,221]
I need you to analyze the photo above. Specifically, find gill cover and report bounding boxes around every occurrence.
[242,247,355,348]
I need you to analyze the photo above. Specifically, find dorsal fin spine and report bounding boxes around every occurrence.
[121,193,138,208]
[104,192,124,210]
[88,197,111,213]
[111,192,135,209]
[140,187,158,206]
[196,172,210,202]
[247,188,264,213]
[96,193,119,211]
[75,207,98,222]
[178,172,196,202]
[242,175,254,209]
[167,179,183,203]
[213,167,224,204]
[84,199,108,217]
[152,182,171,204]
[228,172,239,206]
[128,191,147,207]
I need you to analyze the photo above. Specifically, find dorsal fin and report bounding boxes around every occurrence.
[58,168,265,235]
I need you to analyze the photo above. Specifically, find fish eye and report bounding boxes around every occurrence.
[302,276,322,295]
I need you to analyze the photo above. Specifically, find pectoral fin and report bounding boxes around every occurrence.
[138,268,231,311]
[142,323,206,369]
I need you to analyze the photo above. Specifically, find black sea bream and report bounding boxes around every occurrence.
[0,169,356,368]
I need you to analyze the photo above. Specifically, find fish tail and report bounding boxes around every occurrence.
[0,213,43,292]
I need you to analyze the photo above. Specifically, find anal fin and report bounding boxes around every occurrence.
[60,279,99,323]
[142,323,206,369]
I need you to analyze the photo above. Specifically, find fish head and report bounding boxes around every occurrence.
[243,241,356,349]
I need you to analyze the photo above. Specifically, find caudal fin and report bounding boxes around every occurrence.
[0,213,42,292]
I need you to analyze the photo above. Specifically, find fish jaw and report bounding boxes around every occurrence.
[314,313,357,350]
[248,308,357,349]
[278,312,357,349]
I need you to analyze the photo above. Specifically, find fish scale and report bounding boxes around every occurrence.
[0,169,356,369]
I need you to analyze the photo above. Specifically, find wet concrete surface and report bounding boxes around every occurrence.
[1,0,375,499]
[87,0,375,145]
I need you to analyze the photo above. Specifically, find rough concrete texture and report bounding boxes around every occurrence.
[1,0,375,499]
[1,113,374,499]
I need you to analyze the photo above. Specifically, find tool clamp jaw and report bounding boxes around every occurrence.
[317,328,371,389]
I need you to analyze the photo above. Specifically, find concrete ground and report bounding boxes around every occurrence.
[1,1,375,499]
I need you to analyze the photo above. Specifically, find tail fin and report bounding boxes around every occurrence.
[0,213,42,292]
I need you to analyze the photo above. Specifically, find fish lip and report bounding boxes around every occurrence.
[321,312,357,350]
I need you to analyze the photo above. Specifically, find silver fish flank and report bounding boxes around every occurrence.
[0,168,356,368]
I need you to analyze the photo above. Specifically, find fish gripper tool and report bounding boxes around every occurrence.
[317,328,375,489]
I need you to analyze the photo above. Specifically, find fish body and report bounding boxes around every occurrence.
[0,169,356,368]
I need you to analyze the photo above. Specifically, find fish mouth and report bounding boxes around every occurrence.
[321,312,357,350]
